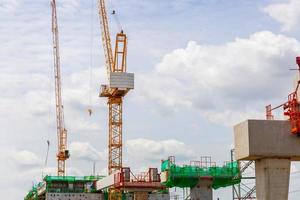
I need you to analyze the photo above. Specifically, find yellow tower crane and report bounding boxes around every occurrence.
[98,0,134,198]
[51,0,70,176]
[98,0,134,175]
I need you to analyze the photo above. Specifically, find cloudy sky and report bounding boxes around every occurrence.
[1,0,300,199]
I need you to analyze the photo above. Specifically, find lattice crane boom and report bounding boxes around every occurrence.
[99,0,114,74]
[51,0,70,176]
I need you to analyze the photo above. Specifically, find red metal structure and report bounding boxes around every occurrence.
[283,92,300,135]
[266,57,300,135]
[113,168,164,191]
[265,104,274,120]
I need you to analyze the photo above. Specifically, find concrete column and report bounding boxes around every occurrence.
[190,179,213,200]
[255,158,291,200]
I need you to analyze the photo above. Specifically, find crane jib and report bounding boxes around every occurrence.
[51,0,69,176]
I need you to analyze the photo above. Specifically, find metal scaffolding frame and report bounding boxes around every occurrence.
[231,149,256,200]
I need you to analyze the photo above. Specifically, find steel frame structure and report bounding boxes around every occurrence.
[231,150,256,200]
[98,0,129,177]
[51,0,69,176]
[98,0,131,199]
[108,97,123,174]
[265,57,300,136]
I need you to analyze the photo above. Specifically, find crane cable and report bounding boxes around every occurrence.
[42,140,50,178]
[87,0,123,117]
[42,56,53,178]
[107,0,123,32]
[111,9,122,32]
[88,0,95,116]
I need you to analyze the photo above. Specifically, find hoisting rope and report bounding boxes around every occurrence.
[108,0,123,32]
[42,140,50,178]
[88,0,95,116]
[42,55,53,178]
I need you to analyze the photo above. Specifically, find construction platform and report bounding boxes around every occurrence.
[161,156,241,189]
[25,173,169,200]
[234,119,300,200]
[24,176,104,200]
[234,119,300,161]
[160,156,241,200]
[96,167,170,200]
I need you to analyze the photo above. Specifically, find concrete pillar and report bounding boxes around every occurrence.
[190,179,213,200]
[255,158,290,200]
[234,120,300,200]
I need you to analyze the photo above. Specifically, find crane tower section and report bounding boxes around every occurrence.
[51,0,70,176]
[98,0,134,176]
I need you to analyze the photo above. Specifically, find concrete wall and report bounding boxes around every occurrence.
[234,119,300,161]
[148,193,170,200]
[46,193,169,200]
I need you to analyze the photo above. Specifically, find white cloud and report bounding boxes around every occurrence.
[0,0,21,13]
[58,0,81,13]
[69,141,106,161]
[125,138,195,164]
[3,1,300,199]
[263,0,300,32]
[12,150,42,167]
[171,0,196,11]
[42,166,83,176]
[136,31,300,126]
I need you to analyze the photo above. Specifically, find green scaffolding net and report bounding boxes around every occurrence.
[161,159,241,189]
[24,175,105,200]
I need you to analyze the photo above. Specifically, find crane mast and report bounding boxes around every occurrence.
[51,0,70,176]
[98,1,134,199]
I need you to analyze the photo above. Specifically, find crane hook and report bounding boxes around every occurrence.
[88,108,93,116]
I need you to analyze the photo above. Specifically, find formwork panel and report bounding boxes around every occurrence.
[46,193,104,200]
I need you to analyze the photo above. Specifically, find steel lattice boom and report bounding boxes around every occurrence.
[98,0,114,74]
[51,0,70,176]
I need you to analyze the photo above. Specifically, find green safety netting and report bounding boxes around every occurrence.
[24,175,104,200]
[44,175,104,182]
[24,182,43,200]
[161,160,241,189]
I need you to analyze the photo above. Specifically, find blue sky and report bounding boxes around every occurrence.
[1,0,300,199]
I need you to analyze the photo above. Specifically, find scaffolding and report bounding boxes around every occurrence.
[231,150,256,200]
[161,156,241,190]
[24,176,104,200]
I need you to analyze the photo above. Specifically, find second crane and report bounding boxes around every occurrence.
[98,0,134,176]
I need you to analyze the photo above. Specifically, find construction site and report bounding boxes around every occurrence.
[20,1,300,200]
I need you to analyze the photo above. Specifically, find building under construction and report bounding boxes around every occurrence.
[25,159,241,200]
[24,0,300,200]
